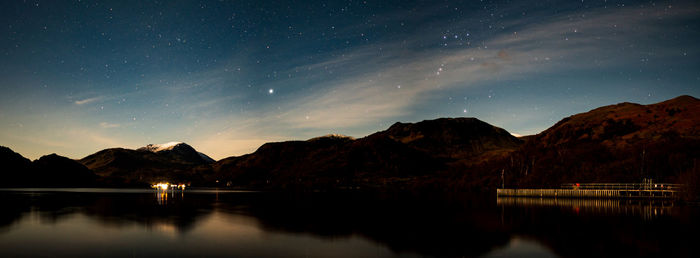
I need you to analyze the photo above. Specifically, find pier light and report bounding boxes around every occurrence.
[151,182,189,191]
[151,183,170,190]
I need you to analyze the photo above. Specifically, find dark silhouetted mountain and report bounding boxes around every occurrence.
[208,118,521,189]
[534,95,699,148]
[79,142,214,185]
[0,147,97,187]
[491,95,700,197]
[378,118,522,159]
[3,96,698,196]
[33,154,97,187]
[137,142,215,164]
[0,146,33,186]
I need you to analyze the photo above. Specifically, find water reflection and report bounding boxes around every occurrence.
[154,189,186,205]
[0,189,698,257]
[497,197,678,220]
[0,190,512,257]
[497,196,700,258]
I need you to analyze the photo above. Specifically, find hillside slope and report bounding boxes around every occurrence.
[0,147,97,187]
[208,118,521,189]
[79,143,214,185]
[501,95,700,193]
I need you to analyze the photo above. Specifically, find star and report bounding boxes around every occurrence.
[268,89,274,94]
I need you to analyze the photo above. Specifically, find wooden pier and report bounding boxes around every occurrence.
[497,182,682,199]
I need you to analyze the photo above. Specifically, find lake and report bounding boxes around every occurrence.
[0,189,698,257]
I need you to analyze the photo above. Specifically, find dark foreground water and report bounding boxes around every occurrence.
[0,189,698,257]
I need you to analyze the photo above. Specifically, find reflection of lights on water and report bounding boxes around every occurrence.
[155,189,185,205]
[156,190,168,205]
[496,197,677,220]
[151,182,187,205]
[153,221,178,236]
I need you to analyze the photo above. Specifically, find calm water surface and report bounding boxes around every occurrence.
[0,189,697,257]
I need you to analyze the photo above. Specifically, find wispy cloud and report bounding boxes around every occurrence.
[61,2,700,160]
[194,3,699,159]
[189,116,291,159]
[99,122,120,129]
[74,97,102,105]
[264,4,695,128]
[64,128,133,153]
[0,131,72,149]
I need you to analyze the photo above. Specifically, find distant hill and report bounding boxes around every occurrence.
[535,95,699,148]
[207,118,521,189]
[0,146,34,186]
[79,142,214,185]
[2,95,698,198]
[377,118,522,160]
[137,142,215,164]
[33,154,97,187]
[0,147,97,187]
[498,95,700,196]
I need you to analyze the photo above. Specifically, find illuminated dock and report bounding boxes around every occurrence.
[497,182,682,199]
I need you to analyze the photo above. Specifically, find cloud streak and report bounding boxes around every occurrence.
[260,4,690,129]
[3,1,698,162]
[99,122,120,129]
[189,3,700,159]
[74,97,102,105]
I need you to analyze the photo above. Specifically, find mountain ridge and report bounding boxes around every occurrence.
[0,149,97,187]
[78,142,213,185]
[1,95,698,198]
[137,142,216,164]
[497,95,700,196]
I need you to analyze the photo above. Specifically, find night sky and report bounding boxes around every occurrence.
[1,0,698,160]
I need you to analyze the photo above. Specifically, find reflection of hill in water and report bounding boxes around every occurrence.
[498,197,700,258]
[0,191,214,233]
[1,190,699,257]
[0,190,511,257]
[221,192,510,257]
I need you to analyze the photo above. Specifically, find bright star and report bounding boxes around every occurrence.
[268,89,274,94]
